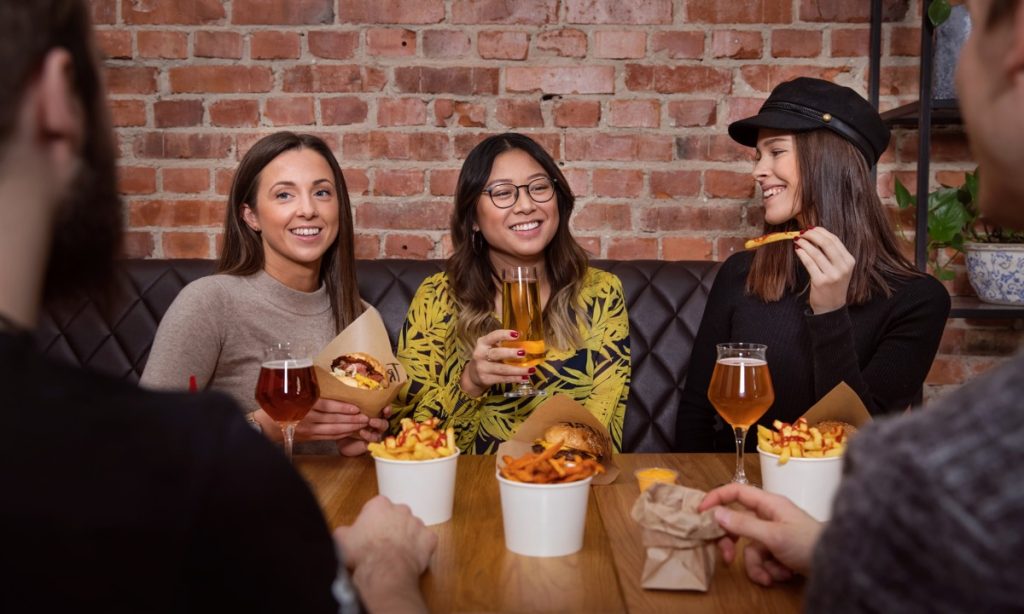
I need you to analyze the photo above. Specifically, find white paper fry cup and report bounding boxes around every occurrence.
[758,447,843,521]
[373,449,459,526]
[496,472,592,557]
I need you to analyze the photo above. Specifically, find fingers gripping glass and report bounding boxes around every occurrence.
[483,177,556,209]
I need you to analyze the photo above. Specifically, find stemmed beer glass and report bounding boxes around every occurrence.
[254,342,319,461]
[500,266,547,398]
[707,343,775,484]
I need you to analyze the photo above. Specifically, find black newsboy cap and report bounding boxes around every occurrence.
[728,77,890,166]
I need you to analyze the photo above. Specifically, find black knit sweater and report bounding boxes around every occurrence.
[673,251,951,452]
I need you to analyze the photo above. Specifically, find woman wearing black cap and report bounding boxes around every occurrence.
[674,77,951,453]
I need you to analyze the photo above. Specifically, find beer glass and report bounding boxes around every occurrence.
[500,266,546,398]
[254,342,319,461]
[707,343,774,484]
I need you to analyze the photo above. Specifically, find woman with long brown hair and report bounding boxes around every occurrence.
[142,132,388,455]
[674,78,950,452]
[394,133,630,453]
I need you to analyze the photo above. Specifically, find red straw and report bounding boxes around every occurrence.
[188,375,198,393]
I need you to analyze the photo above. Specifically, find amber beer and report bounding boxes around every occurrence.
[708,357,774,427]
[255,358,319,424]
[501,277,546,367]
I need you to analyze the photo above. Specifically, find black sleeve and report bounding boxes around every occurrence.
[182,399,340,613]
[673,255,744,452]
[805,275,950,414]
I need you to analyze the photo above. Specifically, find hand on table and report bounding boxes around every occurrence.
[793,226,855,314]
[459,329,534,398]
[699,483,823,587]
[334,495,436,612]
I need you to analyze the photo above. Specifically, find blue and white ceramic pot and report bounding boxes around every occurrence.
[964,242,1024,306]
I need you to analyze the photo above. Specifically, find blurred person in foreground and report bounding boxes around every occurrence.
[0,1,433,611]
[699,1,1024,611]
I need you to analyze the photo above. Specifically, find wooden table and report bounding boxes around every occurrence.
[296,453,804,613]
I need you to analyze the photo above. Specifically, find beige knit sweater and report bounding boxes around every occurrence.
[141,270,342,454]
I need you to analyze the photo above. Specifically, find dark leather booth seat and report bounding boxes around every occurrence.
[34,259,719,452]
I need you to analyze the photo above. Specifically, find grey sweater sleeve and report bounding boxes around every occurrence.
[140,278,227,392]
[805,353,1024,613]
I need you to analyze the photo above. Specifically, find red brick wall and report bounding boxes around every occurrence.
[91,0,1022,400]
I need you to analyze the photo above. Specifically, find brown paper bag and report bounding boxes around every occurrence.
[630,482,725,591]
[495,394,620,485]
[313,306,406,418]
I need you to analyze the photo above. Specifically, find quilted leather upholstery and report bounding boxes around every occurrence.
[34,258,719,452]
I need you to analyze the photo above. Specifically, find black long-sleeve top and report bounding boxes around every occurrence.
[673,251,951,452]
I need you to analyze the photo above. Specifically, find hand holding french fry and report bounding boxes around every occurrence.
[368,417,457,461]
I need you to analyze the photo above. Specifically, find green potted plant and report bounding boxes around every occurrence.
[895,171,1024,304]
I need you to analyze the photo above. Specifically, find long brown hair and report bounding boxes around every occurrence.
[218,132,363,333]
[747,130,921,303]
[448,133,589,353]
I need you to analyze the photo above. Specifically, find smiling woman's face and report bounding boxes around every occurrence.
[242,147,340,281]
[476,148,559,270]
[753,129,803,226]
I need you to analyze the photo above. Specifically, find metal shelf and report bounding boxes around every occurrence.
[949,297,1024,319]
[880,99,962,128]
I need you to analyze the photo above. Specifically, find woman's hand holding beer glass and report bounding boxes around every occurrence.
[459,266,547,398]
[460,329,537,398]
[708,342,775,484]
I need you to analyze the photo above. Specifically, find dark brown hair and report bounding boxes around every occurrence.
[747,130,921,303]
[0,0,122,299]
[219,132,363,333]
[448,133,589,352]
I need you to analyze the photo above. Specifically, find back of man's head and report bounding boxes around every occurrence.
[0,0,122,301]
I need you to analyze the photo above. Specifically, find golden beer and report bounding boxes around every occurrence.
[707,357,775,428]
[500,277,546,366]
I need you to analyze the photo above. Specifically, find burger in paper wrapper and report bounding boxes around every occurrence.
[314,306,406,418]
[496,394,619,485]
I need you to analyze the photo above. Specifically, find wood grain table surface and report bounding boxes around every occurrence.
[296,453,804,613]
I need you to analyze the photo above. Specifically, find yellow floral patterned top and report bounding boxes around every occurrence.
[393,267,631,454]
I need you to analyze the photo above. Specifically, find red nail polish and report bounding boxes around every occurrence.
[528,367,536,374]
[517,350,525,356]
[522,376,530,381]
[510,331,519,338]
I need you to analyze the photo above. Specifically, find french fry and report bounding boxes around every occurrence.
[757,417,850,465]
[499,446,605,484]
[368,417,458,461]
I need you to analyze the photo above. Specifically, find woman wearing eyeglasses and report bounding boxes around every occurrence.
[392,133,631,454]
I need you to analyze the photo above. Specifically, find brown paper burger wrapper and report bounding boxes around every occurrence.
[630,482,725,591]
[313,306,406,418]
[495,394,620,485]
[798,381,872,429]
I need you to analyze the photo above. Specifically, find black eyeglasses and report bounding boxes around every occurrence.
[482,177,557,209]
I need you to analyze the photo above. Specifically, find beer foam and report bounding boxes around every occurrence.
[717,357,767,367]
[262,358,314,369]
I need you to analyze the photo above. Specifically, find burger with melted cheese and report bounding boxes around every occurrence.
[532,421,610,463]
